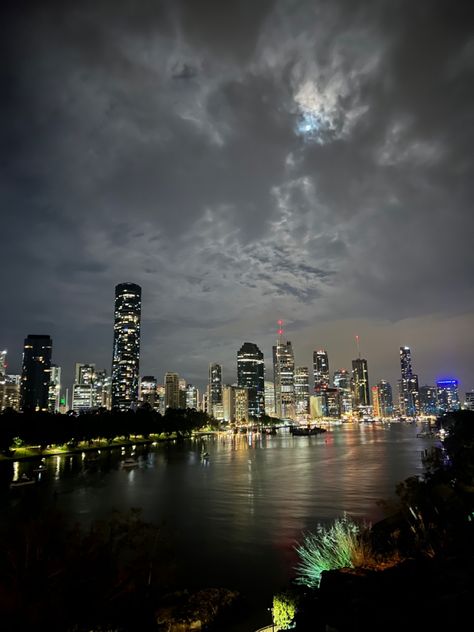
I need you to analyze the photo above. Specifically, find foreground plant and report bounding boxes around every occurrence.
[295,514,372,588]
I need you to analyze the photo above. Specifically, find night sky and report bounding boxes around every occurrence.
[2,0,473,393]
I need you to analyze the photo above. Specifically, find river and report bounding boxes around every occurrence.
[0,422,437,630]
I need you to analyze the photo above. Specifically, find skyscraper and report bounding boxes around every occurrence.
[436,379,460,414]
[398,346,420,417]
[294,366,310,416]
[48,364,61,412]
[20,335,52,411]
[209,363,223,414]
[313,349,330,391]
[377,380,393,417]
[351,358,370,409]
[333,368,352,415]
[237,342,265,418]
[140,376,158,409]
[111,283,141,411]
[419,385,437,415]
[164,372,180,409]
[75,363,95,385]
[273,324,295,419]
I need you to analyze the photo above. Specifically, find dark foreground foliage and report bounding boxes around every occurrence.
[0,508,237,632]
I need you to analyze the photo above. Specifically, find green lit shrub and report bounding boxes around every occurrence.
[272,592,297,630]
[295,514,372,588]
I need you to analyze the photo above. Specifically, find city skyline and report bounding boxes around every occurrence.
[2,1,473,394]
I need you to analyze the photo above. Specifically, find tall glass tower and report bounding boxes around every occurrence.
[112,283,141,411]
[20,335,52,411]
[273,323,295,419]
[399,346,419,417]
[351,358,370,409]
[313,349,330,391]
[209,363,223,412]
[237,342,265,418]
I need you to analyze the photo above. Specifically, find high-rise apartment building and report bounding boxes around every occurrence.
[273,333,295,420]
[140,376,158,409]
[436,379,460,414]
[164,372,180,409]
[351,358,370,409]
[398,346,420,417]
[294,366,310,416]
[313,349,330,391]
[264,380,276,417]
[186,384,199,410]
[419,385,437,415]
[237,342,265,418]
[377,380,393,417]
[20,335,52,411]
[111,282,141,411]
[209,363,223,415]
[48,365,61,412]
[75,363,95,385]
[333,369,352,415]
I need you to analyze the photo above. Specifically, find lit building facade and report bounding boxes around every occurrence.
[333,369,352,416]
[164,372,180,409]
[377,380,393,417]
[294,366,310,417]
[140,376,158,409]
[2,375,21,411]
[313,349,330,391]
[20,334,52,411]
[237,342,265,418]
[273,338,295,419]
[398,346,420,417]
[351,358,370,410]
[48,364,61,412]
[186,384,199,410]
[264,381,276,417]
[72,383,95,413]
[209,363,223,415]
[111,282,141,411]
[436,379,460,414]
[419,385,437,416]
[464,391,474,411]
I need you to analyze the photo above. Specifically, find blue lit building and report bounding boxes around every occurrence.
[436,379,460,414]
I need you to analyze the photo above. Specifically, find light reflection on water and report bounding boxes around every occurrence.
[1,423,436,628]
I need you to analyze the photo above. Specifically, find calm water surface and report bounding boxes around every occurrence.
[0,423,437,630]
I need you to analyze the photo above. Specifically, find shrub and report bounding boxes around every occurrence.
[295,514,372,588]
[272,591,297,630]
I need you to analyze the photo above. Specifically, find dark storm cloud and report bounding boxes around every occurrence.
[1,0,473,390]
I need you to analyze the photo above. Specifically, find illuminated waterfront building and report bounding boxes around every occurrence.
[273,323,295,419]
[323,388,341,418]
[222,385,249,423]
[72,383,94,412]
[140,376,158,409]
[48,364,61,412]
[165,372,180,409]
[111,282,141,411]
[372,386,381,418]
[436,379,460,414]
[377,380,393,417]
[209,363,223,415]
[2,375,21,411]
[313,349,330,391]
[294,367,310,417]
[264,381,276,417]
[237,342,265,418]
[186,384,199,410]
[398,346,420,417]
[20,334,52,411]
[419,385,437,415]
[351,358,370,410]
[333,369,352,415]
[94,370,111,409]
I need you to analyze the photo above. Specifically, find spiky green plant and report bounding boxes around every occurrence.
[295,514,365,588]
